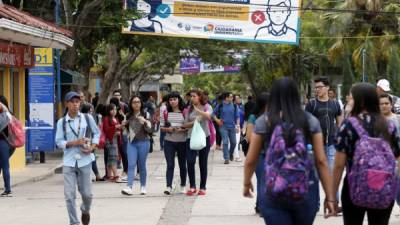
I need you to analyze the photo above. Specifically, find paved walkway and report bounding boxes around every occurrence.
[1,145,400,225]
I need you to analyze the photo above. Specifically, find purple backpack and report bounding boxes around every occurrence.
[347,117,398,209]
[264,123,312,203]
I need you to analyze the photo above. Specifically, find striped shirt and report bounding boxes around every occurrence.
[160,111,187,142]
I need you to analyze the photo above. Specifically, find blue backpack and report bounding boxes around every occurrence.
[264,123,312,203]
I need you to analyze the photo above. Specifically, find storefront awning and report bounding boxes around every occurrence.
[0,3,73,49]
[61,69,87,86]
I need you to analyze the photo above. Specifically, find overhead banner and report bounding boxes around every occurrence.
[27,48,55,152]
[123,0,300,45]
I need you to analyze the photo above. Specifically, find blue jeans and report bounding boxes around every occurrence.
[160,131,166,150]
[261,172,320,225]
[164,140,187,188]
[220,126,236,160]
[255,153,265,210]
[0,139,11,192]
[186,137,210,190]
[64,164,92,225]
[325,145,336,173]
[127,140,150,188]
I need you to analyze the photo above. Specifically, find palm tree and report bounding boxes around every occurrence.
[323,0,400,94]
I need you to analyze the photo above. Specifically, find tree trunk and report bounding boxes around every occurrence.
[99,44,142,104]
[99,44,121,104]
[62,0,103,70]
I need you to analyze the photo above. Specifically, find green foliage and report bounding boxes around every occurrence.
[183,73,249,99]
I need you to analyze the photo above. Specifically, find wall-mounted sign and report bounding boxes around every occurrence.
[0,42,34,67]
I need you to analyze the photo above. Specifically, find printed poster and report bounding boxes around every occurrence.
[27,48,55,152]
[123,0,301,45]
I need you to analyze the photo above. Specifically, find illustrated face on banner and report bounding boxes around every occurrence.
[253,0,296,39]
[137,0,151,18]
[267,3,291,26]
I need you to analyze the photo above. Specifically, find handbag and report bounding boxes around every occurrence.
[190,119,206,150]
[240,132,249,156]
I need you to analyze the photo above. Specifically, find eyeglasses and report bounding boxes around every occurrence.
[132,101,141,104]
[114,94,121,97]
[314,86,326,90]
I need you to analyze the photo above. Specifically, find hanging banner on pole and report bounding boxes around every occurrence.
[27,48,55,152]
[123,0,300,45]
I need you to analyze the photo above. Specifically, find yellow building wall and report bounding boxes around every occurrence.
[4,68,26,172]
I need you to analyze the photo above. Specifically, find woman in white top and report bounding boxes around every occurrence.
[160,92,188,195]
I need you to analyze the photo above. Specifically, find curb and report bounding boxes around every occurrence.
[11,163,63,188]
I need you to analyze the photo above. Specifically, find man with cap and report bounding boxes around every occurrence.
[377,79,400,114]
[55,91,100,225]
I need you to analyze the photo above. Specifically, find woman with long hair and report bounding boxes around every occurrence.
[121,95,152,195]
[0,95,13,196]
[242,92,269,215]
[160,92,188,195]
[334,83,400,225]
[243,77,335,225]
[183,90,212,196]
[102,104,123,182]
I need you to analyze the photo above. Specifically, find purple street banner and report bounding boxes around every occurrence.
[180,57,241,74]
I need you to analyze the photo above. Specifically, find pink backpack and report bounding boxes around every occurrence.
[347,117,398,209]
[205,104,216,146]
[2,115,25,148]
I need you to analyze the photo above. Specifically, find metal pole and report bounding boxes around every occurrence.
[362,49,366,82]
[55,0,62,116]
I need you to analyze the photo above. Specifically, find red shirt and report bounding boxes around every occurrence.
[102,116,122,145]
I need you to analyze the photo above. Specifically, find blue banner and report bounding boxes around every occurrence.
[27,48,55,152]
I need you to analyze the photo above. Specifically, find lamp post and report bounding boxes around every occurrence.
[362,49,366,82]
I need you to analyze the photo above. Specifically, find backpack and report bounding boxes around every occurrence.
[1,113,25,148]
[264,122,312,203]
[216,103,238,120]
[347,117,398,209]
[205,104,216,146]
[308,99,340,116]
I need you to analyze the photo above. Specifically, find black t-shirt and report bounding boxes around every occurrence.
[305,99,342,145]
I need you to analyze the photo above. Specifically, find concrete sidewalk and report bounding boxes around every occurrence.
[8,151,63,189]
[4,143,400,225]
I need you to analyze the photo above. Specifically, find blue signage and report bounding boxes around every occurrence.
[27,48,55,152]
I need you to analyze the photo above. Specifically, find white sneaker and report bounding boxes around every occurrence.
[164,187,172,195]
[235,157,242,162]
[121,176,128,181]
[121,187,133,196]
[180,186,186,194]
[140,186,147,195]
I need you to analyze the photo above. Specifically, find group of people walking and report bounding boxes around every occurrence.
[244,77,400,225]
[54,88,249,225]
[1,76,400,225]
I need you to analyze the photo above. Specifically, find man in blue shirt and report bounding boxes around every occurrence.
[213,92,240,164]
[55,91,100,225]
